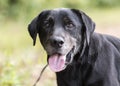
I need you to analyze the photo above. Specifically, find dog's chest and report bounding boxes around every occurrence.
[56,63,83,86]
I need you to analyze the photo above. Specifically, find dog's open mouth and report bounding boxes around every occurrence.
[48,47,74,72]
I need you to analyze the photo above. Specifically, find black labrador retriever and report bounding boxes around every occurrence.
[28,8,120,86]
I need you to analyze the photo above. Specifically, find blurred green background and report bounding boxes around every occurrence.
[0,0,120,86]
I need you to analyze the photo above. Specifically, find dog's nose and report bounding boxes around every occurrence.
[50,37,64,48]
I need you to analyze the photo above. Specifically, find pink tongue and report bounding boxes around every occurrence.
[48,54,66,72]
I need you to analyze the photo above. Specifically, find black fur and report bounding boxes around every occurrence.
[28,8,120,86]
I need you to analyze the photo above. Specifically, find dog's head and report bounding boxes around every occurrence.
[28,8,95,72]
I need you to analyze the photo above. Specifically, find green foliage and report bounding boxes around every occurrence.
[0,0,120,21]
[89,0,120,8]
[0,22,48,86]
[0,61,21,86]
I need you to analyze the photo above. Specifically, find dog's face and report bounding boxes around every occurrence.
[28,8,95,72]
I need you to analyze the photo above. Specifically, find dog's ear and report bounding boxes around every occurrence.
[28,10,50,46]
[72,9,95,45]
[28,17,38,46]
[81,11,95,45]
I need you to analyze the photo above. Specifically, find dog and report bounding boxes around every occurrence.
[28,8,120,86]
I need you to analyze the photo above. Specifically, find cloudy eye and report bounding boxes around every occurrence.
[66,22,74,28]
[64,17,75,29]
[43,20,50,28]
[43,17,54,28]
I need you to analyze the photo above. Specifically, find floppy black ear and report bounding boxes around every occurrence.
[28,17,38,46]
[72,9,95,45]
[28,10,50,46]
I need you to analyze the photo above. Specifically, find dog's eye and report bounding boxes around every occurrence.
[64,17,74,29]
[66,22,74,28]
[43,20,50,28]
[43,18,54,28]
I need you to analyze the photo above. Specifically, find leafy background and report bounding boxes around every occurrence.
[0,0,120,86]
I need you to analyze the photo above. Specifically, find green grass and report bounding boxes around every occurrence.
[0,22,48,86]
[0,8,120,86]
